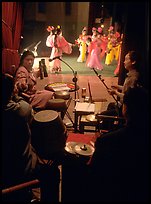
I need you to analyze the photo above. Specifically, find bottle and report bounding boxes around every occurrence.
[39,61,44,79]
[81,88,86,102]
[41,59,48,77]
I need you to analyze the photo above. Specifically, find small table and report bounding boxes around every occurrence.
[74,102,105,132]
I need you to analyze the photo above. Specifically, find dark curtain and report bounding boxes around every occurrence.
[117,2,149,89]
[2,2,23,75]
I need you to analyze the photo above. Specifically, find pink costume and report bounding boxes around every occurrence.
[86,38,103,71]
[15,66,53,109]
[46,32,72,73]
[100,35,108,59]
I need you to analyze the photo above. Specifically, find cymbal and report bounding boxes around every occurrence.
[86,114,97,122]
[65,142,78,154]
[74,143,95,156]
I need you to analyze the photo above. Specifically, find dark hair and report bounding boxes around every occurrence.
[19,50,35,67]
[123,86,148,125]
[128,50,140,70]
[55,27,62,35]
[86,37,92,43]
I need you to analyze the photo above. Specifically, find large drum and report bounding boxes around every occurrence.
[54,91,70,100]
[31,110,67,160]
[47,98,67,111]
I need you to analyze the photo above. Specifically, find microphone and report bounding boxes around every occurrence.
[49,56,61,62]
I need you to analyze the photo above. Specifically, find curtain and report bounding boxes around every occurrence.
[2,2,23,75]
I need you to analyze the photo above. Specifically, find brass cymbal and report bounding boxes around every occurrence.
[74,143,95,156]
[86,114,97,122]
[65,142,78,154]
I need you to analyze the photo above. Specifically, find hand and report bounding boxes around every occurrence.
[108,88,116,95]
[111,85,118,89]
[13,82,19,96]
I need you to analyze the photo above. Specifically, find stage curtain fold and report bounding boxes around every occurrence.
[2,2,23,75]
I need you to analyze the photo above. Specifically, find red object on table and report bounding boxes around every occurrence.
[66,132,97,145]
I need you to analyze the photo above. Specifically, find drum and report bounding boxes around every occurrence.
[54,90,70,100]
[47,98,67,111]
[31,110,67,160]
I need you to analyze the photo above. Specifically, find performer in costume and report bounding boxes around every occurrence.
[46,25,73,73]
[75,27,89,63]
[91,27,98,41]
[100,33,108,59]
[114,33,123,76]
[105,26,115,65]
[86,28,103,71]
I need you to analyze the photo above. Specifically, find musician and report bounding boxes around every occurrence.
[88,86,149,202]
[2,74,62,202]
[14,50,67,119]
[100,50,141,130]
[2,73,37,202]
[108,50,140,103]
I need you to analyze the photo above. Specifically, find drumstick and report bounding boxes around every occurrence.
[92,68,118,104]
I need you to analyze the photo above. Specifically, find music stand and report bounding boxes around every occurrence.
[59,58,79,106]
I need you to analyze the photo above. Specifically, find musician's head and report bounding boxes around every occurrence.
[124,50,140,71]
[19,50,35,71]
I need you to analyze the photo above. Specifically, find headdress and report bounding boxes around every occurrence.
[115,31,120,38]
[108,26,114,32]
[47,26,54,32]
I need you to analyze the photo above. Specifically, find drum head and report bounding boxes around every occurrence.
[54,91,70,100]
[34,110,58,122]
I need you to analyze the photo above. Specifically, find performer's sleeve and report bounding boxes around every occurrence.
[60,36,72,54]
[46,35,54,47]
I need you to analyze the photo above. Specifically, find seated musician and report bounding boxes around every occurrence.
[100,50,141,130]
[14,50,67,119]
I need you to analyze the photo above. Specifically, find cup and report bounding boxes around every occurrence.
[81,88,86,99]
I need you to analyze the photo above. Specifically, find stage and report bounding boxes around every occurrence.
[33,47,118,77]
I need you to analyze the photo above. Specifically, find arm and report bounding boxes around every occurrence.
[15,66,29,93]
[111,84,123,91]
[108,88,124,103]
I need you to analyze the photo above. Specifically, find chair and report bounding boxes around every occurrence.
[96,114,126,133]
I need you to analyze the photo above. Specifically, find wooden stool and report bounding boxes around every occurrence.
[79,115,98,133]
